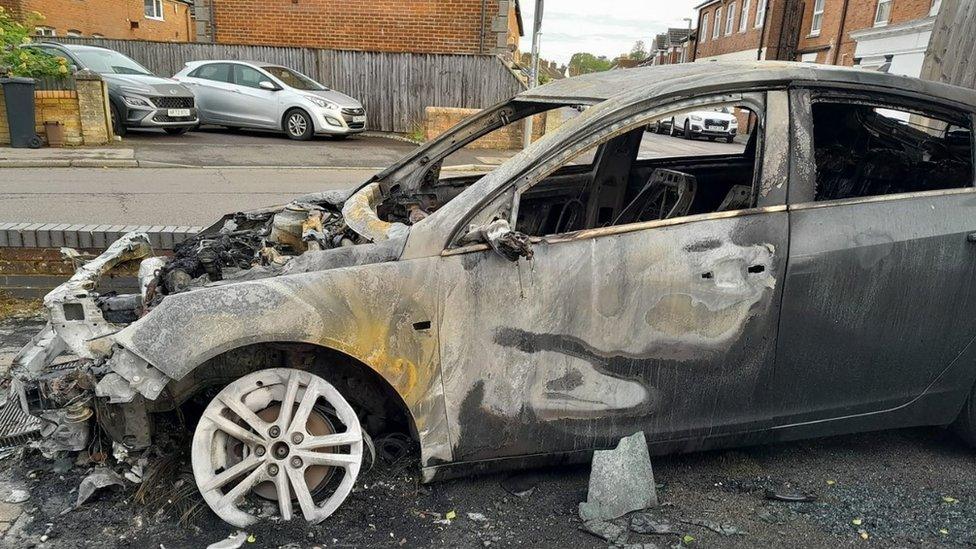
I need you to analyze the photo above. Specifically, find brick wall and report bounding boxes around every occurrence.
[796,0,936,65]
[0,74,111,146]
[210,0,519,54]
[0,0,193,41]
[424,107,545,150]
[695,0,776,59]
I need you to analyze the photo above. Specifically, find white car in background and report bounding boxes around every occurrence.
[173,61,366,140]
[651,107,739,142]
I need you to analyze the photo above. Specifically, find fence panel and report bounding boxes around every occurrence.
[54,37,524,133]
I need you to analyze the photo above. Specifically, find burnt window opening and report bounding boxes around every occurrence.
[515,104,762,237]
[811,101,973,202]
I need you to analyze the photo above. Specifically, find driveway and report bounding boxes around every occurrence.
[120,127,417,168]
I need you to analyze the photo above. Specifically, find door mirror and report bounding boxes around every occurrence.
[259,80,278,91]
[460,219,533,262]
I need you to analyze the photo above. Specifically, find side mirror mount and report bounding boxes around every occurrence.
[259,80,278,91]
[460,219,533,262]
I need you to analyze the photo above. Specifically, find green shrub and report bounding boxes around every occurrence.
[0,7,68,78]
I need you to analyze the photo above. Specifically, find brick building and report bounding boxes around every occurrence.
[694,0,790,61]
[650,27,693,65]
[192,0,523,55]
[796,0,942,76]
[691,0,942,78]
[0,0,195,41]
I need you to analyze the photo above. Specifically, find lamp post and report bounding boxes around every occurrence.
[523,0,544,149]
[682,17,692,63]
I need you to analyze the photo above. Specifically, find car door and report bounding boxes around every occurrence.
[434,91,792,462]
[226,64,281,129]
[771,88,976,432]
[182,63,235,125]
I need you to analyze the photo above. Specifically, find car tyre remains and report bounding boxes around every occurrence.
[683,120,692,140]
[191,368,364,527]
[285,109,314,141]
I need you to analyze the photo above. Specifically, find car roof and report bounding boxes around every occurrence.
[37,42,112,53]
[184,60,277,67]
[519,61,976,108]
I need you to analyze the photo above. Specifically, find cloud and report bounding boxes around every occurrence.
[518,0,701,64]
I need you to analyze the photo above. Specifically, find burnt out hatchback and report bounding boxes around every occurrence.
[12,61,976,528]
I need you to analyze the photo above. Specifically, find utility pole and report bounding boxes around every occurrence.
[682,17,692,63]
[523,0,544,149]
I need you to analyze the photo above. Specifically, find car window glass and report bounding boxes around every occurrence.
[262,66,326,90]
[192,63,231,83]
[515,101,761,237]
[235,65,267,89]
[811,101,973,202]
[72,48,152,76]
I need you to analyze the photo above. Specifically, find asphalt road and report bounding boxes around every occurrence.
[0,132,743,226]
[0,167,376,226]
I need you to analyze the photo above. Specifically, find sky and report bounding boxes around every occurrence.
[517,0,701,65]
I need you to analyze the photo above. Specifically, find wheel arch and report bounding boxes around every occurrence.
[111,273,452,466]
[281,105,316,132]
[166,340,421,445]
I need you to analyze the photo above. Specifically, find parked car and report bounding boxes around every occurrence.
[13,62,976,528]
[27,43,198,137]
[651,107,739,142]
[173,61,366,140]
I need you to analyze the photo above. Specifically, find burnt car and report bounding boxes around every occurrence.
[12,61,976,527]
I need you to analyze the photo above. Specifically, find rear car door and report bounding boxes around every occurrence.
[771,87,976,433]
[182,63,235,125]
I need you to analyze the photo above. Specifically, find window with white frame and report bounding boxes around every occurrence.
[144,0,164,20]
[811,0,825,35]
[740,0,750,32]
[874,0,892,26]
[66,29,82,37]
[35,26,56,37]
[701,13,709,42]
[726,2,737,35]
[713,7,722,38]
[755,0,768,28]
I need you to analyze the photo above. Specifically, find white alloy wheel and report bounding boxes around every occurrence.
[192,368,363,527]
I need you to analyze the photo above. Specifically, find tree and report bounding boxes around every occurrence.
[629,40,649,61]
[568,52,612,77]
[0,7,67,78]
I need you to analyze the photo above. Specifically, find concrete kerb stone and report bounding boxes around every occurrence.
[0,223,202,251]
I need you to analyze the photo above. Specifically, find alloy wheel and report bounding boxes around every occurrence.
[287,113,308,138]
[191,368,363,527]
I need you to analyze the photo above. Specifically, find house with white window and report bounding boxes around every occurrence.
[0,0,195,42]
[848,0,942,77]
[795,0,942,70]
[691,0,792,62]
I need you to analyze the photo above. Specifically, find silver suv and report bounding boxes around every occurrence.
[174,61,366,140]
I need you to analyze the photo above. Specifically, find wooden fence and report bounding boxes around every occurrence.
[921,0,976,89]
[54,37,524,133]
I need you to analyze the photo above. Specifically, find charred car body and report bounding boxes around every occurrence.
[13,62,976,527]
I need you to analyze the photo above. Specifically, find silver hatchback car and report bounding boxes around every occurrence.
[173,61,367,140]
